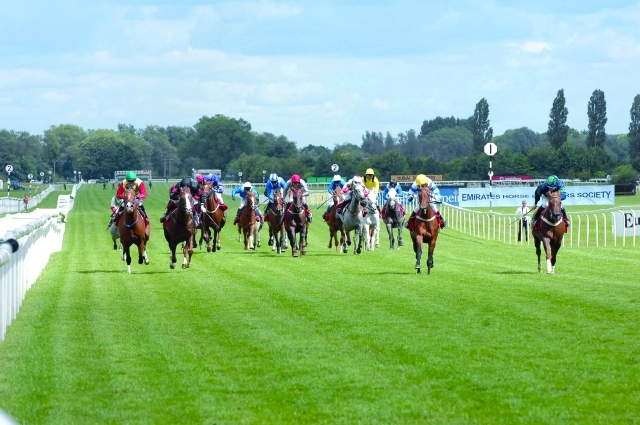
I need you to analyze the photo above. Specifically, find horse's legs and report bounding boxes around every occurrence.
[169,243,177,269]
[122,243,133,273]
[237,225,241,242]
[183,235,194,268]
[414,235,423,273]
[355,226,363,255]
[427,239,436,275]
[543,239,554,274]
[286,225,297,257]
[301,226,307,255]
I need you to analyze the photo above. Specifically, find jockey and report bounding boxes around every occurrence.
[203,172,227,213]
[264,173,286,217]
[532,175,569,226]
[323,174,346,220]
[231,181,263,225]
[107,195,124,227]
[363,168,380,194]
[405,174,446,229]
[160,177,203,225]
[196,174,206,190]
[382,179,404,200]
[336,175,369,214]
[115,171,149,225]
[283,174,312,223]
[381,179,405,219]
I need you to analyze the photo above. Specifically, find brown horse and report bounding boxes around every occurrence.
[410,186,439,274]
[326,187,344,251]
[199,183,227,253]
[117,188,150,273]
[533,189,566,274]
[266,191,286,254]
[163,186,196,269]
[284,188,308,257]
[238,191,259,250]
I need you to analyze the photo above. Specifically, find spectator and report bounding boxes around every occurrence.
[515,200,531,242]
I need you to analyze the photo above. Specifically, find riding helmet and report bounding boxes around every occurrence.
[180,177,191,187]
[243,181,252,189]
[415,174,428,186]
[125,171,137,181]
[352,175,363,184]
[269,173,279,183]
[333,174,342,181]
[291,174,301,183]
[390,179,397,187]
[546,175,558,185]
[197,175,204,184]
[365,168,374,175]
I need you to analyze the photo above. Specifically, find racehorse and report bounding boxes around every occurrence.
[266,191,286,254]
[284,188,308,257]
[337,184,366,254]
[533,188,566,274]
[326,187,344,251]
[238,190,260,250]
[117,188,150,273]
[199,182,226,253]
[363,190,380,251]
[163,186,195,269]
[383,187,405,250]
[109,223,121,250]
[410,186,439,274]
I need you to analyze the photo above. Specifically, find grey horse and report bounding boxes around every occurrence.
[336,184,366,254]
[383,188,405,250]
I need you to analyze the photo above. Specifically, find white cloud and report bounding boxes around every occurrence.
[508,41,551,53]
[372,98,390,111]
[41,91,70,103]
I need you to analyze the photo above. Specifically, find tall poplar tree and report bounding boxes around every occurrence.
[471,98,493,154]
[586,89,607,148]
[628,94,640,169]
[547,89,569,149]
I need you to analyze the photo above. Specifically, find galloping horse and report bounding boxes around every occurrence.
[363,190,380,251]
[383,187,405,250]
[163,186,196,269]
[533,188,566,274]
[238,190,260,250]
[117,188,150,273]
[410,186,439,274]
[284,188,308,257]
[326,187,344,251]
[109,223,120,251]
[199,182,226,253]
[266,191,286,254]
[337,184,366,254]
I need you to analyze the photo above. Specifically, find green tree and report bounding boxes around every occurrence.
[361,131,385,156]
[547,89,569,148]
[628,94,640,171]
[370,150,410,180]
[420,126,473,162]
[188,115,255,171]
[493,127,543,153]
[471,98,493,154]
[611,164,638,184]
[139,126,178,179]
[587,89,607,148]
[43,124,87,179]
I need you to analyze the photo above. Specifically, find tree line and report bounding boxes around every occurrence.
[1,89,639,185]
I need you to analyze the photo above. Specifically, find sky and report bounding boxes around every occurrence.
[2,0,640,148]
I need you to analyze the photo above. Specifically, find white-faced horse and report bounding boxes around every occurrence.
[363,190,380,251]
[337,184,366,254]
[383,188,405,250]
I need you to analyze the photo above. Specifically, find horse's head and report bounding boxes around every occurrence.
[179,186,193,217]
[386,188,397,210]
[245,190,257,210]
[332,187,344,204]
[418,185,431,213]
[273,191,284,211]
[547,189,563,222]
[352,184,366,206]
[202,182,213,196]
[122,189,137,213]
[292,188,304,209]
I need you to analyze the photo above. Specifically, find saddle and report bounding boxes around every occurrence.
[532,208,569,233]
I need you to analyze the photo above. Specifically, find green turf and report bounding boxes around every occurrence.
[0,184,638,424]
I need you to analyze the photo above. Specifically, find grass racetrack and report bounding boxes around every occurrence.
[0,184,639,424]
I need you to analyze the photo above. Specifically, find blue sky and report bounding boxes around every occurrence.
[2,0,640,148]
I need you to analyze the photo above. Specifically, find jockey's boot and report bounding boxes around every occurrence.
[438,213,447,229]
[233,208,241,225]
[405,213,414,229]
[531,208,542,227]
[193,211,200,227]
[561,207,570,226]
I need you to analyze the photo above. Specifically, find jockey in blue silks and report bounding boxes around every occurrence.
[382,179,404,200]
[323,174,346,220]
[405,174,446,229]
[231,181,263,225]
[264,173,286,210]
[201,172,227,215]
[531,175,569,226]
